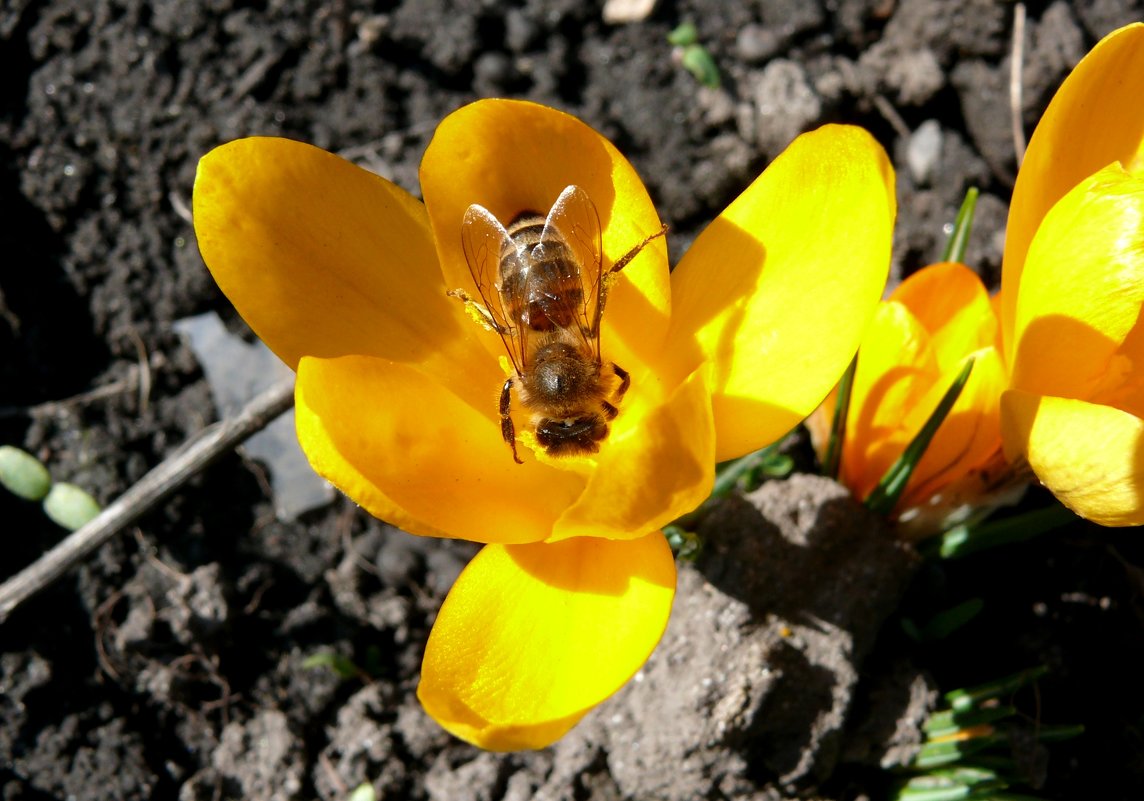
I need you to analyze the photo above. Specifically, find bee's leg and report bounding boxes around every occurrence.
[500,377,524,465]
[447,288,510,335]
[594,225,669,334]
[612,363,631,400]
[608,224,669,276]
[601,400,619,421]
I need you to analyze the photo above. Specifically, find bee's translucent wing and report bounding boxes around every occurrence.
[461,203,527,374]
[538,185,604,358]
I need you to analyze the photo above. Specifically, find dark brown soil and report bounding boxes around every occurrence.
[2,1,1143,799]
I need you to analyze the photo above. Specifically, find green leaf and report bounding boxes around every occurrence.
[914,736,1004,769]
[895,765,1007,800]
[944,666,1048,712]
[681,45,721,89]
[923,504,1078,560]
[894,782,976,801]
[924,705,1017,738]
[1029,723,1085,743]
[902,598,985,643]
[865,356,976,516]
[821,354,857,480]
[712,439,793,497]
[667,22,699,46]
[664,524,701,561]
[942,187,979,264]
[302,651,361,680]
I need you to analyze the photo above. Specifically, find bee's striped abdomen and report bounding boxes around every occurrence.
[498,213,584,331]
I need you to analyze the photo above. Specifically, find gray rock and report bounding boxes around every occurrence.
[549,475,919,799]
[745,60,822,157]
[211,709,305,801]
[906,119,943,186]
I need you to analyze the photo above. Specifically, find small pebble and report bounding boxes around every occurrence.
[907,119,943,186]
[602,0,657,24]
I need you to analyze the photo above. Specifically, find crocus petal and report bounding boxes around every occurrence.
[1002,23,1144,352]
[420,99,671,375]
[842,268,1004,509]
[890,262,998,372]
[1002,390,1144,526]
[549,366,715,542]
[418,533,676,751]
[295,354,584,543]
[668,124,895,461]
[901,347,1006,510]
[1009,165,1144,404]
[193,137,483,377]
[843,301,934,499]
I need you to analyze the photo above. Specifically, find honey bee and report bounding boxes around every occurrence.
[449,185,667,464]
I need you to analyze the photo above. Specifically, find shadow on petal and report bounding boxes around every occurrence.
[666,215,766,384]
[296,354,583,544]
[1012,313,1137,411]
[423,100,672,373]
[668,125,894,460]
[549,366,715,542]
[505,534,676,595]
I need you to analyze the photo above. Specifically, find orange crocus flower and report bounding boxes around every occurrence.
[812,262,1009,537]
[815,24,1144,534]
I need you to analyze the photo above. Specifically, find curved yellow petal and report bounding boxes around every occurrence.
[420,99,671,376]
[295,354,584,543]
[550,366,715,542]
[1010,165,1144,403]
[668,124,895,461]
[890,262,998,372]
[1002,23,1144,352]
[193,137,482,377]
[1001,390,1144,526]
[418,533,676,751]
[989,290,1007,369]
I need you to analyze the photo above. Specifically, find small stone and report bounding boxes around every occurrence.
[748,59,822,156]
[735,24,783,63]
[602,0,657,24]
[907,120,943,186]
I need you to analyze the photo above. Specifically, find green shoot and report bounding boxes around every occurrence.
[865,357,975,516]
[664,524,701,561]
[668,23,721,88]
[712,440,794,498]
[891,667,1082,801]
[942,187,980,264]
[821,354,857,480]
[921,504,1078,560]
[302,651,364,681]
[901,598,985,643]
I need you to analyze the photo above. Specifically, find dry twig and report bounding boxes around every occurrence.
[1010,3,1028,166]
[0,378,295,624]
